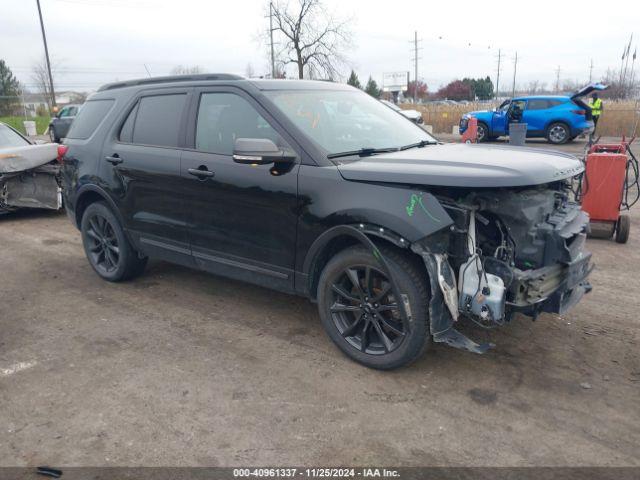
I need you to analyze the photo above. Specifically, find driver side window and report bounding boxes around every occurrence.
[195,93,286,156]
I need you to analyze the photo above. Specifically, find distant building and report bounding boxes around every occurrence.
[20,91,87,117]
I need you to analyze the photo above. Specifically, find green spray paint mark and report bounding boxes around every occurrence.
[406,193,441,223]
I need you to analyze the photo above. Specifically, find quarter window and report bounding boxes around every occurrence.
[195,93,285,155]
[131,94,187,148]
[66,99,115,139]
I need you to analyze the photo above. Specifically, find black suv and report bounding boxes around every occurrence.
[61,74,592,369]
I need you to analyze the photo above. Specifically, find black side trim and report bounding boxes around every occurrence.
[140,237,191,255]
[192,251,289,279]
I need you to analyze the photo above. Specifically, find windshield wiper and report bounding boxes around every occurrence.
[327,147,399,159]
[399,139,438,150]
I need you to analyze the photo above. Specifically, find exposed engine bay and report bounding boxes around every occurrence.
[410,180,592,353]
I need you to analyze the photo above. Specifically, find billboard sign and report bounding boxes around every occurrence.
[382,71,408,92]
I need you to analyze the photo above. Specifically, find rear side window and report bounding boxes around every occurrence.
[67,99,115,139]
[548,100,563,107]
[527,99,549,110]
[131,94,186,148]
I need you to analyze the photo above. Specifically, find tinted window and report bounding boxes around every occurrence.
[131,94,186,147]
[67,99,115,139]
[119,104,138,143]
[195,93,285,155]
[548,100,563,107]
[0,124,30,147]
[527,99,549,110]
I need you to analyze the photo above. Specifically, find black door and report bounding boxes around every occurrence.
[181,88,300,291]
[100,89,193,259]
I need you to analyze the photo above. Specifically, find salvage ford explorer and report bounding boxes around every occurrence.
[60,75,592,369]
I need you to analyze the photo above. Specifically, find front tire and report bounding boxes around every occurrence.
[477,122,489,142]
[317,246,430,369]
[81,201,147,282]
[546,122,570,144]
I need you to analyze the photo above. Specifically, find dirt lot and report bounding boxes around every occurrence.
[1,138,639,467]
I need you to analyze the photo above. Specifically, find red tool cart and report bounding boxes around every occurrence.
[581,139,639,243]
[461,117,478,144]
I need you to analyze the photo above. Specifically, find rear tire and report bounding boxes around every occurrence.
[48,126,59,143]
[81,201,147,282]
[615,215,630,244]
[317,245,430,370]
[546,122,570,144]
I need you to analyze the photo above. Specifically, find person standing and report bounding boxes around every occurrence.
[590,92,603,132]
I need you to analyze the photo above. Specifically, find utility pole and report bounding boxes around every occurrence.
[269,1,276,78]
[411,31,419,104]
[589,59,594,83]
[495,49,502,99]
[35,0,56,108]
[511,51,518,97]
[554,66,561,93]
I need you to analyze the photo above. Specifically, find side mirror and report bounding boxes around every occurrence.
[232,138,295,165]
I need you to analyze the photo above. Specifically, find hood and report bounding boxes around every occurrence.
[463,110,493,118]
[336,143,584,188]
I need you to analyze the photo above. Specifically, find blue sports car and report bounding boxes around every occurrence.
[459,84,607,144]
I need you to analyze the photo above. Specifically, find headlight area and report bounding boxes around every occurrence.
[411,185,593,352]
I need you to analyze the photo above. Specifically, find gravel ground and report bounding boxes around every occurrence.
[1,137,638,467]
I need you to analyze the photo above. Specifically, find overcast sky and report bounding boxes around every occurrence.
[1,0,637,94]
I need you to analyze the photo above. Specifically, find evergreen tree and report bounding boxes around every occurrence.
[0,60,21,116]
[347,70,362,89]
[364,76,381,98]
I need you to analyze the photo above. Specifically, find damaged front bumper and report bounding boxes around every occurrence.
[410,190,593,354]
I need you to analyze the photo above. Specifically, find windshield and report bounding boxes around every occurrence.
[0,124,30,148]
[265,89,436,157]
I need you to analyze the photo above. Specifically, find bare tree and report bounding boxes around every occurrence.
[171,65,204,75]
[31,56,57,111]
[270,0,352,79]
[245,62,255,78]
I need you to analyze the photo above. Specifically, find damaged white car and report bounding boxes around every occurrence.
[0,122,63,213]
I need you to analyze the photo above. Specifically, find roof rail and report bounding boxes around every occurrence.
[97,74,244,92]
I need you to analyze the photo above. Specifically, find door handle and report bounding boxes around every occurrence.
[105,155,123,165]
[188,167,215,179]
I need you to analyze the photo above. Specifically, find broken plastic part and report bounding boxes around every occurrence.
[434,253,459,321]
[433,328,493,354]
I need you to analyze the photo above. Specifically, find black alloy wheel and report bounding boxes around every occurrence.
[329,265,406,355]
[317,246,430,369]
[80,201,147,282]
[85,213,120,275]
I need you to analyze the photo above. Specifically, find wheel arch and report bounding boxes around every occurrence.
[303,223,414,301]
[74,184,125,230]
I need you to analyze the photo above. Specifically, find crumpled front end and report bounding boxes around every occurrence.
[411,183,592,352]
